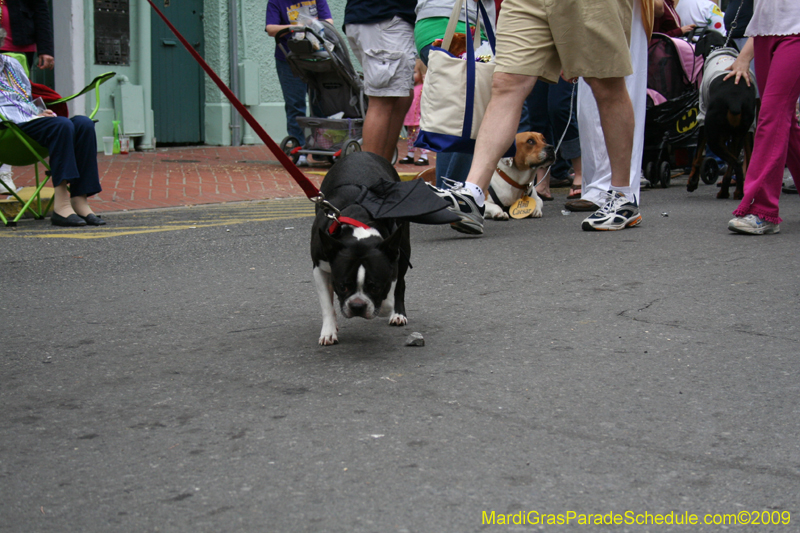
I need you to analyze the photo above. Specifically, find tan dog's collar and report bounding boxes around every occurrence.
[496,168,532,191]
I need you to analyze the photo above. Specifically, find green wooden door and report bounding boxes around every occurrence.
[151,0,205,144]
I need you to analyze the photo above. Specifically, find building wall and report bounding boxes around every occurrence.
[69,0,353,149]
[203,0,351,146]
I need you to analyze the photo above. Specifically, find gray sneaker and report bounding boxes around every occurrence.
[427,179,485,235]
[728,214,780,235]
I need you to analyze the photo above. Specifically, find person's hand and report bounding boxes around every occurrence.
[681,24,697,35]
[37,109,57,118]
[723,55,752,86]
[38,54,54,70]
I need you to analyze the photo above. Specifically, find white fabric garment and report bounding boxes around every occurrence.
[746,0,800,37]
[698,47,755,124]
[675,0,726,35]
[578,0,647,206]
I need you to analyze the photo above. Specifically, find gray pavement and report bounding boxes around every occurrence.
[1,178,799,532]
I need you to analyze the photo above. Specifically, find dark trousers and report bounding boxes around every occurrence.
[520,78,580,179]
[18,116,101,197]
[275,59,309,147]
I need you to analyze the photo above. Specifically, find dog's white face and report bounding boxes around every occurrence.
[313,222,406,345]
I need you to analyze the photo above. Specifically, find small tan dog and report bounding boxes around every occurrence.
[485,132,555,220]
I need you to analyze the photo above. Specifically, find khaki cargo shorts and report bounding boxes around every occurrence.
[346,16,416,98]
[495,0,634,83]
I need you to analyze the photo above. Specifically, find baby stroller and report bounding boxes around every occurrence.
[643,33,707,188]
[275,20,367,164]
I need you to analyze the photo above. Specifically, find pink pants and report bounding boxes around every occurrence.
[733,35,800,224]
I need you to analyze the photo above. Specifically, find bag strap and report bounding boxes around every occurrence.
[442,0,465,52]
[443,0,493,52]
[462,1,479,138]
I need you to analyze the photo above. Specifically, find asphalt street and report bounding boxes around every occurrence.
[1,179,799,532]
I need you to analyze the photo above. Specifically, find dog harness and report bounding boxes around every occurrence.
[698,47,754,125]
[487,167,535,213]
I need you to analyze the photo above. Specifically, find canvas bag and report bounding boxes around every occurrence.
[415,0,497,154]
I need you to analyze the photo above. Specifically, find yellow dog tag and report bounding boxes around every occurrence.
[509,195,536,219]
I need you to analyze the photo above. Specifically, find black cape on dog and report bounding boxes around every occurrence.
[320,153,461,225]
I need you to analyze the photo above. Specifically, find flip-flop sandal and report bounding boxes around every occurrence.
[540,193,554,201]
[566,185,582,200]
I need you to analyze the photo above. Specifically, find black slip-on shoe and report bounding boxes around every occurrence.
[79,213,106,226]
[51,212,87,227]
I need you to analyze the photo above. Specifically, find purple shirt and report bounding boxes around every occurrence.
[266,0,333,61]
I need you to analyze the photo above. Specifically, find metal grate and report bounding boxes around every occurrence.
[94,0,130,65]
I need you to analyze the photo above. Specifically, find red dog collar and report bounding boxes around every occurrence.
[327,216,373,235]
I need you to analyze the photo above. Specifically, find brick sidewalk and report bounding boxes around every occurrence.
[9,144,435,215]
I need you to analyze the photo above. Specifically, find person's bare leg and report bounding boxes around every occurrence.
[384,94,413,161]
[571,157,583,188]
[361,96,395,159]
[465,72,538,192]
[534,167,551,198]
[584,77,634,189]
[362,95,413,162]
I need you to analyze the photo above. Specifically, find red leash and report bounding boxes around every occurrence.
[146,0,321,199]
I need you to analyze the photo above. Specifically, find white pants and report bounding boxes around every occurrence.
[577,0,647,206]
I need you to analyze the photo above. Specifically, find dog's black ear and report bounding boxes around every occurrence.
[318,227,344,260]
[378,226,404,262]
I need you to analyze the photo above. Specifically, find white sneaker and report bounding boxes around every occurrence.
[0,165,15,193]
[427,179,485,235]
[728,214,780,235]
[297,155,309,167]
[581,191,642,231]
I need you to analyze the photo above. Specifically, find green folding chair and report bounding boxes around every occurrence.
[0,71,116,227]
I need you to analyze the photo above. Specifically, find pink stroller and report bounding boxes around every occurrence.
[643,33,705,187]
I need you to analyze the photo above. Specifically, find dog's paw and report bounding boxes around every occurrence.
[484,203,507,220]
[319,324,339,345]
[530,207,542,218]
[388,312,408,326]
[319,334,339,345]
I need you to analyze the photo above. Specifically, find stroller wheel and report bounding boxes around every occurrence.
[700,157,719,185]
[645,162,656,187]
[659,161,671,188]
[390,146,399,166]
[343,140,361,157]
[280,136,301,164]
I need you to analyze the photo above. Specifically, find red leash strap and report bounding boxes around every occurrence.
[146,0,321,199]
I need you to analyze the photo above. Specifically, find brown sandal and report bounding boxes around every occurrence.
[566,185,582,200]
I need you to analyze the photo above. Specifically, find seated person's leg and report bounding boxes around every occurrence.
[18,115,103,224]
[70,116,102,212]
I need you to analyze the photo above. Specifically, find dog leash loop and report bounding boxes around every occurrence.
[311,194,341,221]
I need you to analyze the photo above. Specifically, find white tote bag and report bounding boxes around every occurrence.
[415,0,497,154]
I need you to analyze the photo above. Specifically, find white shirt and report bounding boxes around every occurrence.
[0,56,38,124]
[676,0,726,35]
[746,0,800,37]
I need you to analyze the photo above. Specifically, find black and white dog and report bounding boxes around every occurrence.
[311,152,411,345]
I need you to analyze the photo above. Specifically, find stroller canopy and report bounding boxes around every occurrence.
[647,33,703,102]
